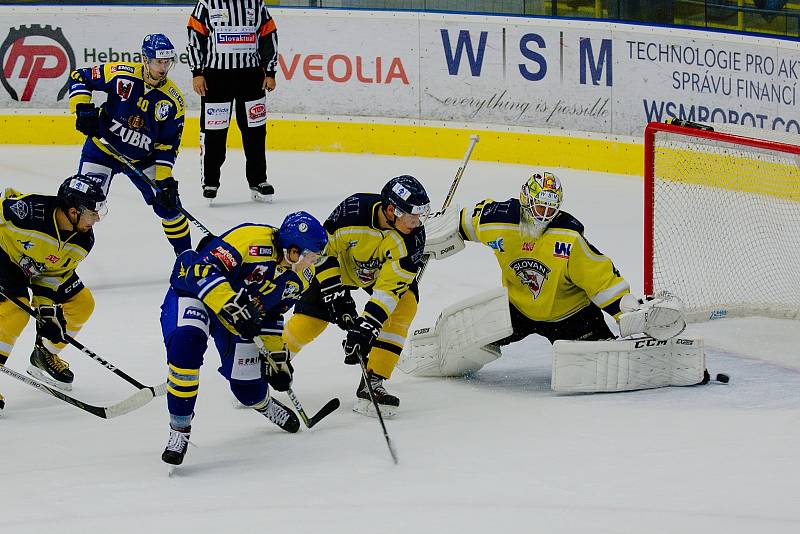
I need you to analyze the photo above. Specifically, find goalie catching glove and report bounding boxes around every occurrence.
[618,291,687,340]
[422,205,465,260]
[263,347,293,392]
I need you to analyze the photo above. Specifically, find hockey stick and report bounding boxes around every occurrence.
[0,364,164,419]
[0,285,166,393]
[415,134,480,283]
[353,350,399,464]
[286,388,340,429]
[94,138,214,236]
[253,337,340,429]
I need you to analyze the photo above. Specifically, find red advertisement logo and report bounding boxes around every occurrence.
[0,24,75,101]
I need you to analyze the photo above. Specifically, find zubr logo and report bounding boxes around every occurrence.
[0,25,75,101]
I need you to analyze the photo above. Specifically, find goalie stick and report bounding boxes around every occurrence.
[0,285,165,393]
[0,364,165,419]
[95,138,215,237]
[415,134,479,283]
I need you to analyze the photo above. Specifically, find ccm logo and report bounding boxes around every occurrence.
[633,338,668,348]
[439,244,455,255]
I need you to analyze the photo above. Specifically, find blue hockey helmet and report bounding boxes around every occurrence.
[142,33,175,61]
[278,211,327,255]
[57,174,107,216]
[381,175,431,224]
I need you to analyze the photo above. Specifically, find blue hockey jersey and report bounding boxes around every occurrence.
[68,62,185,181]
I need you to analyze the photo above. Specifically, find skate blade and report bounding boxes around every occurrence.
[26,365,72,391]
[353,398,397,419]
[250,192,274,203]
[167,465,179,477]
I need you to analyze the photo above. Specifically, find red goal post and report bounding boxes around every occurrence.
[644,120,800,323]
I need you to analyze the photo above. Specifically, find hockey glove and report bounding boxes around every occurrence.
[343,315,381,365]
[619,291,686,341]
[218,289,263,339]
[36,304,67,344]
[264,347,294,392]
[320,281,357,331]
[154,177,180,210]
[75,103,101,138]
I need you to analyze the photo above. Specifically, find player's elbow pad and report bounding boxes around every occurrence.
[422,205,465,260]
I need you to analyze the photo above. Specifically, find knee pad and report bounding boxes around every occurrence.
[61,287,95,333]
[283,314,328,354]
[229,378,268,407]
[166,327,209,371]
[0,299,30,359]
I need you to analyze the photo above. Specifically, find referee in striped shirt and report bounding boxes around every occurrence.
[187,0,278,203]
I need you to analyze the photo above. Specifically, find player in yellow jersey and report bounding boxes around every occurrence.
[283,175,430,417]
[0,176,106,411]
[401,171,688,382]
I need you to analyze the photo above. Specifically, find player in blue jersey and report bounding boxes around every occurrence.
[68,34,190,254]
[159,211,327,467]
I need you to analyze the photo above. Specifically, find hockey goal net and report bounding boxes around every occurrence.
[645,121,800,323]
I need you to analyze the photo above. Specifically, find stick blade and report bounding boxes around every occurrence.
[307,398,340,428]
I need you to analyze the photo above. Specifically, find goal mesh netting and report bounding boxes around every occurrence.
[644,122,800,322]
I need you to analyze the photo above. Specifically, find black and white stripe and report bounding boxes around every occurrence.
[187,0,278,73]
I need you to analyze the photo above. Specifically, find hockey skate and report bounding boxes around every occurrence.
[202,185,218,205]
[354,371,399,419]
[257,397,300,433]
[250,181,274,203]
[162,425,191,468]
[27,341,74,391]
[0,392,5,412]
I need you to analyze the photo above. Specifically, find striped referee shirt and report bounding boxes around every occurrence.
[187,0,278,75]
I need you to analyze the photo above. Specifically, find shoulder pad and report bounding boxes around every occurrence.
[161,80,186,113]
[105,62,139,78]
[2,194,50,224]
[547,211,584,234]
[324,193,381,232]
[479,198,521,225]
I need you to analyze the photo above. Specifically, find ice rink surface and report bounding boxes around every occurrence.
[1,146,798,534]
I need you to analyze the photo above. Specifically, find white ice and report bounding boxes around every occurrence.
[1,146,798,534]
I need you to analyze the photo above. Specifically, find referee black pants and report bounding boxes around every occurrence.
[200,67,268,189]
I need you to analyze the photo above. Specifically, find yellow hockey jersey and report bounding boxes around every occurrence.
[0,190,95,305]
[459,198,629,322]
[320,193,426,325]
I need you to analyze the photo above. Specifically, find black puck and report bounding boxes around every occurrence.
[715,373,730,384]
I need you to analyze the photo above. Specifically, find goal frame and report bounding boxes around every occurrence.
[643,121,800,319]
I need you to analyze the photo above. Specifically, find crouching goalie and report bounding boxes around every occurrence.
[399,171,709,392]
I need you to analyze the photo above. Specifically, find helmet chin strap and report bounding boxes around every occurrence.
[143,63,166,88]
[66,208,81,232]
[383,206,399,230]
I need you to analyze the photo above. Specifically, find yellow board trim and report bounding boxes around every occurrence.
[0,115,643,176]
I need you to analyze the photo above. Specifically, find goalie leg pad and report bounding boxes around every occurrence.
[552,337,705,393]
[397,287,513,377]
